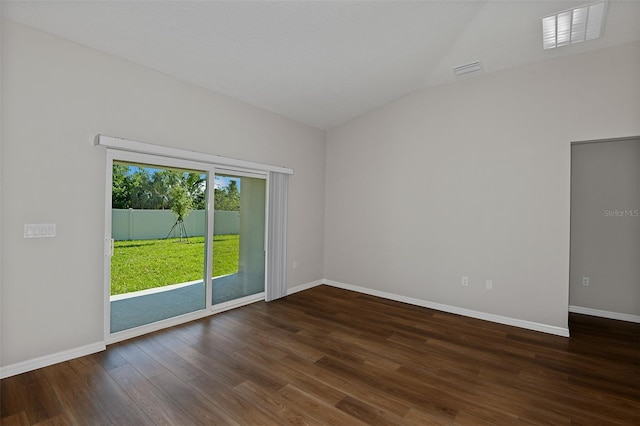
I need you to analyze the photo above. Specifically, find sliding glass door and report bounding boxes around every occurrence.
[212,172,266,305]
[104,149,271,342]
[108,156,211,333]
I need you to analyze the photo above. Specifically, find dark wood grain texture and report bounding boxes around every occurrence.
[2,285,638,425]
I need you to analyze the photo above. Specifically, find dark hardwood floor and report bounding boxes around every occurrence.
[1,285,639,425]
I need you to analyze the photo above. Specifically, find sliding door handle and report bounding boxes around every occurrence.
[105,238,115,257]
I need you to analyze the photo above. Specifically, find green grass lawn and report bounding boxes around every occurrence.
[111,234,239,295]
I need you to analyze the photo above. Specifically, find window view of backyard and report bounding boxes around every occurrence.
[111,162,242,296]
[110,235,239,295]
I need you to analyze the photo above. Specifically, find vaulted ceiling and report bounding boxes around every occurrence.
[2,1,639,129]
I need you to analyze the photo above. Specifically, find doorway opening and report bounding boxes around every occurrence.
[569,136,640,323]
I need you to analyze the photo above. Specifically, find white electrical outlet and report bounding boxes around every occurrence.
[462,276,469,286]
[485,280,493,290]
[582,277,590,286]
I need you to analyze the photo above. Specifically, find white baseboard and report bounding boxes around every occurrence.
[0,341,106,379]
[569,305,640,323]
[323,279,570,337]
[287,279,323,295]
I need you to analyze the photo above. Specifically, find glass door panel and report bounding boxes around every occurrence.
[110,161,208,332]
[212,173,266,305]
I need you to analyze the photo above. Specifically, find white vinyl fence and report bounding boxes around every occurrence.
[112,209,239,240]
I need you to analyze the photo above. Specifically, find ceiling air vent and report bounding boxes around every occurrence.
[542,1,608,50]
[453,61,483,78]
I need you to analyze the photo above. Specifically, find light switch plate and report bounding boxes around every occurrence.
[24,224,56,238]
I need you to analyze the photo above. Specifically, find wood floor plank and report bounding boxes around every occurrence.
[187,375,282,425]
[66,356,154,425]
[135,335,205,382]
[107,364,194,425]
[151,331,247,389]
[2,285,638,425]
[233,380,317,425]
[276,383,369,426]
[234,347,348,407]
[335,395,407,426]
[0,411,30,426]
[109,338,169,379]
[41,362,115,425]
[30,414,72,426]
[0,369,62,424]
[284,353,412,418]
[146,371,240,425]
[403,407,457,425]
[314,355,459,419]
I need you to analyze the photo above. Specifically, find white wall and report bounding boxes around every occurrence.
[324,42,640,332]
[570,139,639,318]
[0,21,325,369]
